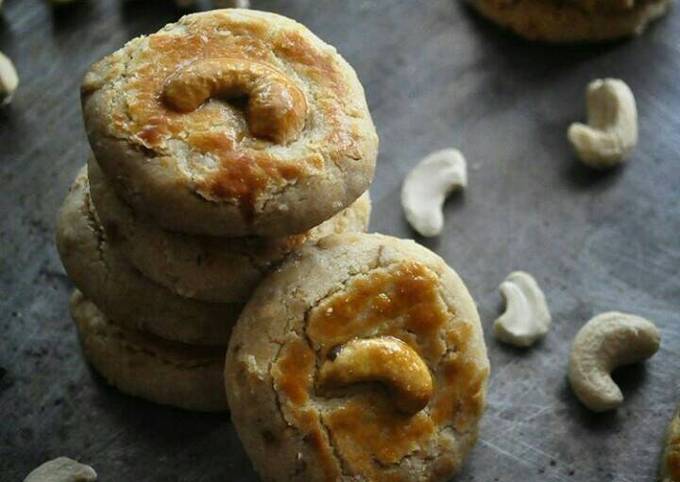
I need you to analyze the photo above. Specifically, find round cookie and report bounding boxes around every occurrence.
[71,290,227,412]
[225,232,490,482]
[56,167,241,346]
[88,157,371,303]
[467,0,671,43]
[662,404,680,482]
[81,9,378,237]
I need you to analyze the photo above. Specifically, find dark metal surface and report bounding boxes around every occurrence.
[1,1,679,481]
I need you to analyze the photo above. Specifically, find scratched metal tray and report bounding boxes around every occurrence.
[1,0,679,480]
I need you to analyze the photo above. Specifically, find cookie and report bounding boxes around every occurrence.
[56,167,241,346]
[662,404,680,482]
[88,157,371,303]
[81,9,378,237]
[225,232,490,482]
[71,290,227,412]
[467,0,671,42]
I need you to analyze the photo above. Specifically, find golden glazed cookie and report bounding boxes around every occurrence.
[467,0,671,42]
[56,167,241,346]
[81,9,378,237]
[71,290,227,412]
[662,404,680,482]
[225,233,490,482]
[88,157,371,303]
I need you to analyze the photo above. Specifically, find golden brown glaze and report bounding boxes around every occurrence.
[270,262,488,480]
[83,11,368,220]
[272,339,342,481]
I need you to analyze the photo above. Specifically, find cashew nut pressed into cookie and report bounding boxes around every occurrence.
[23,457,97,482]
[493,271,551,348]
[568,311,660,412]
[568,78,638,169]
[401,148,468,237]
[0,51,18,106]
[317,336,433,415]
[163,58,307,144]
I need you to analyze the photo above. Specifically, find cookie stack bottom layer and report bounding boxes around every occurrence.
[71,290,227,412]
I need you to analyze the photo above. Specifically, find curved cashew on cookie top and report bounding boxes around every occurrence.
[318,336,433,415]
[226,233,490,482]
[568,311,660,412]
[163,58,308,144]
[81,10,378,237]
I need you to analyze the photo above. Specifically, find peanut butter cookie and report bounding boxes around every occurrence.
[225,232,490,481]
[81,9,378,237]
[467,0,671,42]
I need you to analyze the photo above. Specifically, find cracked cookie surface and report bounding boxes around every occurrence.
[88,156,371,303]
[225,232,490,481]
[71,290,227,412]
[81,9,378,237]
[56,167,241,346]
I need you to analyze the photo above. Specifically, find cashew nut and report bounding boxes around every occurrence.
[568,78,638,169]
[401,148,467,237]
[568,311,660,412]
[0,51,18,106]
[24,457,97,482]
[317,336,433,415]
[493,271,551,348]
[163,58,307,144]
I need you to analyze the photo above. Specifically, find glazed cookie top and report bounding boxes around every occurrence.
[82,9,378,237]
[225,233,490,482]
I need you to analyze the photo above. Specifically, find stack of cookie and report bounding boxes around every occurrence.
[56,9,378,412]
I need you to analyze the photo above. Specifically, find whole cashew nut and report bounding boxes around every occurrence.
[493,271,551,348]
[163,58,307,144]
[568,78,638,169]
[24,457,97,482]
[317,336,433,415]
[401,148,467,237]
[568,311,660,412]
[0,51,18,106]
